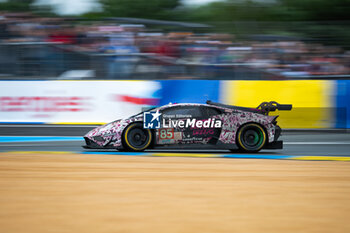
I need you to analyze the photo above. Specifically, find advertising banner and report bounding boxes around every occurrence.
[1,79,348,128]
[0,81,161,124]
[220,80,335,128]
[158,80,220,105]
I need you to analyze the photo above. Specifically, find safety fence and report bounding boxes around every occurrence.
[0,80,349,128]
[0,42,275,80]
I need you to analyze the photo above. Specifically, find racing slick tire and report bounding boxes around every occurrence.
[236,123,267,153]
[122,122,153,152]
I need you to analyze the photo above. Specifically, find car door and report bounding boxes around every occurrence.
[157,105,203,145]
[198,106,223,144]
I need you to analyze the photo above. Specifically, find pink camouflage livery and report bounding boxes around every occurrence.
[83,101,291,152]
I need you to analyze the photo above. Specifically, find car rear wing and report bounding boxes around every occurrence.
[256,101,292,115]
[206,100,292,115]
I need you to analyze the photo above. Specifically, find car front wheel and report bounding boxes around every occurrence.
[122,123,152,152]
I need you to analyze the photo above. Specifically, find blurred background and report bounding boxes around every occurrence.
[0,0,349,80]
[0,0,349,128]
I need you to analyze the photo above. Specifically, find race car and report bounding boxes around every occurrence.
[83,100,292,152]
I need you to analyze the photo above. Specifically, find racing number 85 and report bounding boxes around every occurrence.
[159,128,174,139]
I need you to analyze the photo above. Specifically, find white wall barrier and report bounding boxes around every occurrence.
[0,81,161,124]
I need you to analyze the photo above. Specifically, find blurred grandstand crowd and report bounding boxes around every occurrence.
[0,12,349,80]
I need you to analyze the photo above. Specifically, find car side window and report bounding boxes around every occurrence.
[162,106,202,118]
[202,107,222,117]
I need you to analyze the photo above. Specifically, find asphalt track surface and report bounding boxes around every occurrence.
[0,125,350,157]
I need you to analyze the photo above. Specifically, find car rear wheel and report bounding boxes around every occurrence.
[122,123,152,151]
[236,123,267,153]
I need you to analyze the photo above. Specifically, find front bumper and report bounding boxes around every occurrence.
[264,140,283,149]
[83,137,122,149]
[83,137,102,149]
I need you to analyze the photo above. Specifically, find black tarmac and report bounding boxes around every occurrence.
[0,125,349,156]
